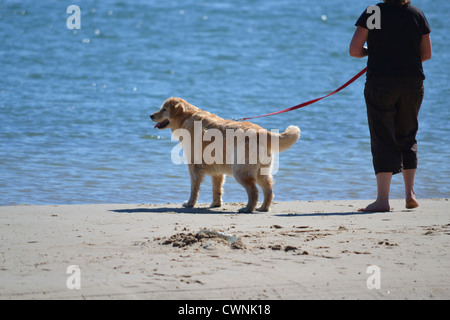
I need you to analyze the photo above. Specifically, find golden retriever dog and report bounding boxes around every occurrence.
[150,97,300,213]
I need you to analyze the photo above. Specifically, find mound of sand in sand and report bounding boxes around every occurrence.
[157,229,246,250]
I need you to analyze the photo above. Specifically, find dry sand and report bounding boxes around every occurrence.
[0,199,449,300]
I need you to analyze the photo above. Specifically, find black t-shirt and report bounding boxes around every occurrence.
[355,3,431,79]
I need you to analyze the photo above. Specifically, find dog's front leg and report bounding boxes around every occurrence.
[183,165,205,208]
[210,174,225,207]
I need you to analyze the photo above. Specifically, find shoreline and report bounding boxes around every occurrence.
[1,198,449,299]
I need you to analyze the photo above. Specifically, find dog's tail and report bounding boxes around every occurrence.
[271,125,301,153]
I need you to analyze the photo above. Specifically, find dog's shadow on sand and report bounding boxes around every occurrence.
[109,206,256,215]
[109,206,378,216]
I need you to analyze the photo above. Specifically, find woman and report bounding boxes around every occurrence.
[349,0,432,212]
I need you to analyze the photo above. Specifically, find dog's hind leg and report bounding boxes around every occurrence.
[256,173,273,212]
[234,169,258,213]
[210,174,225,207]
[183,165,205,208]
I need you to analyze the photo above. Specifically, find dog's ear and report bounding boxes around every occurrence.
[169,102,185,118]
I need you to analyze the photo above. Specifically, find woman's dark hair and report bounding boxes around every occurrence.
[383,0,411,5]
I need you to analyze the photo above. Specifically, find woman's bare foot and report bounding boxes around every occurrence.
[358,200,390,213]
[406,199,419,209]
[358,172,392,212]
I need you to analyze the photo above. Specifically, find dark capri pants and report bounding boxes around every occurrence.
[364,77,424,175]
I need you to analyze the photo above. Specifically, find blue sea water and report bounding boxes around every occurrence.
[0,0,449,206]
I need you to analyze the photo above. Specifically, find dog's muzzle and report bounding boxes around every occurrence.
[150,114,170,129]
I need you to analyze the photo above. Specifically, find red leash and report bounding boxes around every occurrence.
[237,67,367,121]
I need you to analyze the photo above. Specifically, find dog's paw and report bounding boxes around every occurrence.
[209,202,222,208]
[238,207,253,213]
[182,201,194,208]
[256,206,270,212]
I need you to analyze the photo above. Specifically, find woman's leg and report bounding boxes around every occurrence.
[360,79,399,213]
[403,169,419,208]
[395,80,423,209]
[358,172,392,212]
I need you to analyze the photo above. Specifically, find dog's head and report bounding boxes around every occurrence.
[150,97,187,130]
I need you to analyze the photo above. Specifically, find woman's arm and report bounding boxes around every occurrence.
[349,26,369,58]
[420,33,432,62]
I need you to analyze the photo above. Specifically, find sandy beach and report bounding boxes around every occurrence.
[0,198,449,300]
